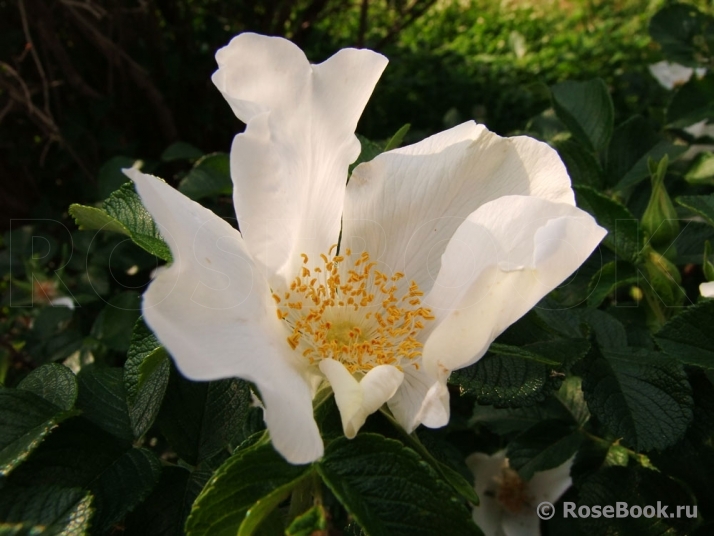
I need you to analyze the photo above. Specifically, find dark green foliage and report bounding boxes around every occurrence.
[2,1,714,534]
[186,438,312,536]
[4,419,162,533]
[157,366,254,466]
[650,3,714,67]
[507,420,583,480]
[655,300,714,370]
[551,79,614,152]
[581,349,693,451]
[317,434,482,536]
[76,367,134,443]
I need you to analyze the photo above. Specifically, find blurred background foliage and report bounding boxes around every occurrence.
[2,0,705,225]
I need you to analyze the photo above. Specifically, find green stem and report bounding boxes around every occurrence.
[288,470,322,522]
[641,286,667,331]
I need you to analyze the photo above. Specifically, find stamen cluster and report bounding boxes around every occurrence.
[273,247,434,374]
[496,467,532,514]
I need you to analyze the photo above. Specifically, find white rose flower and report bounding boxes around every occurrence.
[125,33,606,463]
[700,281,714,298]
[467,450,573,536]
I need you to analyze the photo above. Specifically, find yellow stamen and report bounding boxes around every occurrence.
[273,250,433,374]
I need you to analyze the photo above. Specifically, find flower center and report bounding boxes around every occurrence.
[272,247,434,374]
[325,320,369,346]
[496,467,532,514]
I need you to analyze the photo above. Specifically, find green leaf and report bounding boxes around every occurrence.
[433,460,480,505]
[352,135,385,171]
[378,423,479,505]
[554,139,604,189]
[8,419,162,533]
[454,314,591,411]
[162,142,204,162]
[98,156,137,199]
[91,291,142,352]
[577,466,697,535]
[235,475,296,536]
[0,485,93,535]
[677,193,714,227]
[317,434,481,536]
[124,319,170,437]
[76,368,133,443]
[185,440,311,536]
[605,116,686,191]
[65,205,129,234]
[18,363,77,411]
[470,399,574,436]
[488,342,561,365]
[384,123,411,151]
[672,220,714,264]
[157,366,253,465]
[178,153,232,200]
[124,465,207,536]
[579,309,628,350]
[286,505,327,536]
[0,390,77,477]
[24,306,83,365]
[581,348,693,451]
[587,261,638,307]
[667,73,714,128]
[451,352,564,408]
[551,79,614,152]
[574,185,643,262]
[649,3,714,67]
[507,419,583,480]
[557,376,591,427]
[69,182,172,262]
[655,300,714,370]
[685,151,714,185]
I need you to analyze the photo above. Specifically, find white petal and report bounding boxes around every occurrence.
[387,366,449,433]
[500,457,574,536]
[50,296,75,310]
[528,457,573,506]
[342,121,575,294]
[319,359,403,438]
[701,281,714,298]
[212,33,387,287]
[649,61,695,90]
[466,451,508,536]
[126,169,322,464]
[422,195,606,375]
[684,120,714,139]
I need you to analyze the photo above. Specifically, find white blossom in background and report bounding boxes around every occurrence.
[467,450,573,536]
[649,61,714,142]
[125,33,606,464]
[700,281,714,298]
[649,61,705,91]
[32,279,75,310]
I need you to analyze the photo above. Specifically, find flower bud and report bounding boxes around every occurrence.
[642,155,679,247]
[704,241,714,282]
[648,249,682,286]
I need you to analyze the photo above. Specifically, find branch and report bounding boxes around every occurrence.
[29,0,102,99]
[62,2,178,142]
[18,0,52,120]
[357,0,369,48]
